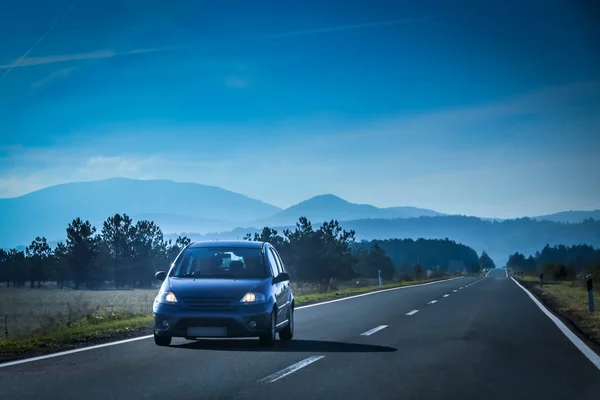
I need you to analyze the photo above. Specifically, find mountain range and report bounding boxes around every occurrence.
[1,178,598,262]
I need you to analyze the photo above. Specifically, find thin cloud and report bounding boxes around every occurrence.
[1,16,428,72]
[225,76,248,88]
[31,67,77,88]
[0,47,171,70]
[0,3,74,82]
[269,16,429,39]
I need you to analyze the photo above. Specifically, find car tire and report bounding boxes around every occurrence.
[279,306,294,341]
[154,333,172,347]
[259,310,276,347]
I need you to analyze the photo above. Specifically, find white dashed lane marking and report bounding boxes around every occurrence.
[361,325,388,336]
[259,356,325,383]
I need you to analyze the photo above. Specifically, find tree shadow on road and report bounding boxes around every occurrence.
[171,339,397,353]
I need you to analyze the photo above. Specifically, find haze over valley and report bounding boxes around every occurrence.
[2,178,599,265]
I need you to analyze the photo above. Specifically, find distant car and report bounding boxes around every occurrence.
[152,240,294,347]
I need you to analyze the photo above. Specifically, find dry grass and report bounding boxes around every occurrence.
[518,277,600,343]
[0,288,156,338]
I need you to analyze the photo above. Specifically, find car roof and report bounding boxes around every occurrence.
[188,240,265,249]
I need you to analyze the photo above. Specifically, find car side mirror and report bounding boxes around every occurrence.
[273,272,290,283]
[155,271,167,281]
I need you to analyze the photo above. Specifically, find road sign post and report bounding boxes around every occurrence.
[586,274,594,313]
[378,269,383,287]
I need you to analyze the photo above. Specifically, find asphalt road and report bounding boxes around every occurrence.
[2,271,600,399]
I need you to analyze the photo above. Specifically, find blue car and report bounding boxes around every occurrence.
[153,240,294,347]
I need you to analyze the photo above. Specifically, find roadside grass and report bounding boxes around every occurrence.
[0,275,459,362]
[516,276,600,345]
[0,314,153,361]
[0,288,156,338]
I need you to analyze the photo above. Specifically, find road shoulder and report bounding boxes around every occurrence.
[512,277,600,368]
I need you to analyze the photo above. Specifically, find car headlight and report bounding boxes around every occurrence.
[155,291,178,304]
[240,292,266,304]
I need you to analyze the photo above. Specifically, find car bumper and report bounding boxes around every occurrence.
[153,301,273,338]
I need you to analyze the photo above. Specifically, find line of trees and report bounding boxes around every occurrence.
[244,217,485,281]
[0,214,484,290]
[351,238,486,275]
[507,244,600,280]
[0,214,191,289]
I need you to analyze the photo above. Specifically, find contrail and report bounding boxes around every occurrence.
[269,16,428,39]
[0,15,430,72]
[0,3,74,82]
[0,47,175,69]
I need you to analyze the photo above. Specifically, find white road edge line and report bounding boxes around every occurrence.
[427,300,437,304]
[511,277,600,370]
[0,335,154,369]
[259,356,325,383]
[443,294,450,298]
[406,309,419,316]
[361,325,388,336]
[0,276,464,369]
[296,276,463,310]
[453,289,458,292]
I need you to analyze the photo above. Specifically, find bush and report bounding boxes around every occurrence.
[542,262,576,281]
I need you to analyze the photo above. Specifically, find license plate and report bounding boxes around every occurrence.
[187,327,227,337]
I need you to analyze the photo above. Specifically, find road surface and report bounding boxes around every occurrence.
[2,271,599,399]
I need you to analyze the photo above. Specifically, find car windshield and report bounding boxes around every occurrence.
[170,246,268,279]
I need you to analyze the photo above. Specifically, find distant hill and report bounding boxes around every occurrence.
[171,216,600,268]
[532,210,600,223]
[0,178,281,248]
[3,178,598,258]
[132,213,237,235]
[251,194,442,227]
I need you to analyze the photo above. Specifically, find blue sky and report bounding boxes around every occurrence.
[1,0,599,218]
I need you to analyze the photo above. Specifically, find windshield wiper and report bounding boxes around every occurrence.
[172,273,196,278]
[192,273,236,279]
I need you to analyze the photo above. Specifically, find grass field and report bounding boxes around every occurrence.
[0,288,157,338]
[0,277,421,339]
[0,275,460,362]
[515,275,600,344]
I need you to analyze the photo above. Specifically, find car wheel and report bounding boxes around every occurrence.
[259,310,276,347]
[279,306,294,341]
[154,333,172,347]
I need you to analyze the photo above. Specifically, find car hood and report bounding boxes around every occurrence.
[167,277,264,298]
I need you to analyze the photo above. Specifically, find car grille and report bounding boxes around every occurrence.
[180,296,235,311]
[175,318,239,331]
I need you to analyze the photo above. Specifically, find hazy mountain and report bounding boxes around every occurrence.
[532,210,600,223]
[132,213,238,235]
[173,216,600,268]
[252,194,442,227]
[0,178,281,248]
[3,178,598,258]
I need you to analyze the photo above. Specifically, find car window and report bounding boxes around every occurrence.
[269,248,283,274]
[266,248,279,277]
[170,246,268,279]
[272,248,286,273]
